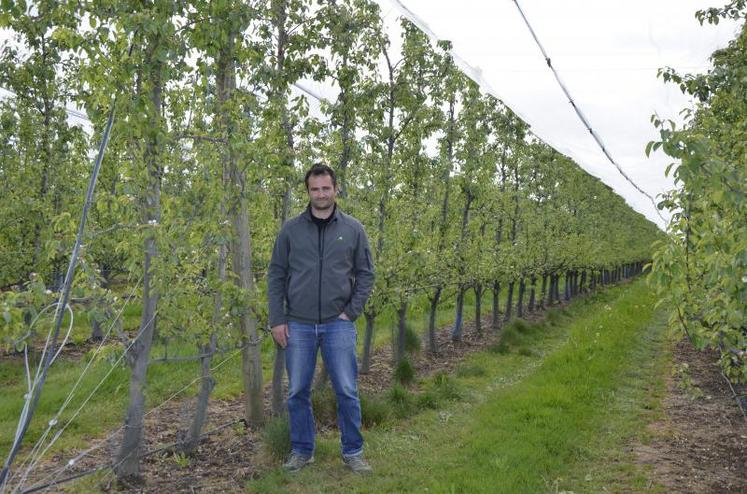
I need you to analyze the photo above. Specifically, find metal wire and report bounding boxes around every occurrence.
[510,0,665,223]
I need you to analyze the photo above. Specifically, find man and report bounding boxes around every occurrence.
[268,164,375,473]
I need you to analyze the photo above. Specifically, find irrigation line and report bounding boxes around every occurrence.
[5,307,158,492]
[142,348,243,421]
[720,370,747,420]
[19,465,109,494]
[716,343,747,420]
[9,302,75,471]
[11,209,223,489]
[149,332,268,365]
[139,418,243,460]
[6,309,159,492]
[7,269,142,483]
[20,418,242,494]
[10,276,143,490]
[81,378,246,492]
[14,303,75,368]
[17,347,244,493]
[510,0,666,223]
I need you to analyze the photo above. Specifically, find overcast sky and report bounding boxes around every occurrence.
[377,0,742,228]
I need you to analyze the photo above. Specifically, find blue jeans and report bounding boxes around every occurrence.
[286,318,363,458]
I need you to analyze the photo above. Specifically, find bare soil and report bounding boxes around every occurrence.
[634,339,747,493]
[26,305,529,493]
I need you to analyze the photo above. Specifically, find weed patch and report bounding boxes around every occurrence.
[387,384,417,419]
[263,415,291,460]
[393,357,416,385]
[431,372,463,401]
[360,393,390,427]
[517,347,537,357]
[455,363,486,378]
[488,340,512,354]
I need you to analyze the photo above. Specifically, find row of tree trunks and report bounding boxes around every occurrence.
[409,261,649,357]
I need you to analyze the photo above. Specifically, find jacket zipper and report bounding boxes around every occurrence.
[317,223,326,323]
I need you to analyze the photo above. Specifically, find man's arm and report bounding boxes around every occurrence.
[267,227,290,332]
[342,224,375,321]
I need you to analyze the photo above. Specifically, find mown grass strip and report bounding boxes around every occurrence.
[247,279,665,493]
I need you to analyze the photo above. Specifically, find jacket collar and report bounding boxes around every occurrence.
[303,203,340,222]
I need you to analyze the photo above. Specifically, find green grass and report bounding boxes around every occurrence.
[0,272,570,477]
[246,280,667,493]
[0,280,511,463]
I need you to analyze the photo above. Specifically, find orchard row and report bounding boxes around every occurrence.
[0,0,661,483]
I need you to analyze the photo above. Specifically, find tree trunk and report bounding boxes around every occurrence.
[539,274,547,310]
[269,0,296,415]
[451,285,466,341]
[474,283,482,335]
[516,279,525,318]
[395,300,407,363]
[579,270,586,293]
[181,232,227,451]
[231,192,263,427]
[528,277,536,312]
[427,287,442,353]
[504,281,514,322]
[360,311,375,373]
[90,313,104,341]
[491,281,501,330]
[217,37,264,427]
[116,57,163,482]
[32,56,54,274]
[359,55,396,370]
[180,333,217,455]
[451,185,473,341]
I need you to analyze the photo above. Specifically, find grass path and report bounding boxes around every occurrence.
[247,279,668,493]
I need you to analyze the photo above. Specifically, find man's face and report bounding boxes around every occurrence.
[307,173,337,211]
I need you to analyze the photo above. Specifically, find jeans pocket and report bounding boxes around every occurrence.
[334,317,355,333]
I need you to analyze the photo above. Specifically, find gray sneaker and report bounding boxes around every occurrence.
[283,452,314,472]
[343,454,372,474]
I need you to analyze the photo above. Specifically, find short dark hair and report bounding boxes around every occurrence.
[304,163,337,190]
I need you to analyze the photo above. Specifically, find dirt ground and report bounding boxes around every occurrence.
[24,306,514,493]
[22,297,747,493]
[634,339,747,493]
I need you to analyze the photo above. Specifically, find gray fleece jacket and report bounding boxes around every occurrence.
[267,205,375,327]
